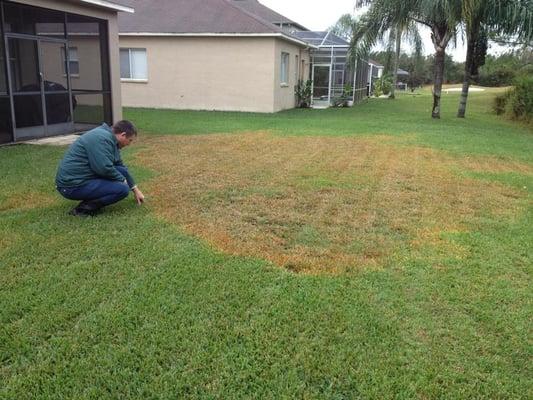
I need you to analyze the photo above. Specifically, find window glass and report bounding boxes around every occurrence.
[281,52,289,85]
[62,47,79,75]
[131,49,147,79]
[120,49,131,78]
[3,2,65,38]
[120,48,147,79]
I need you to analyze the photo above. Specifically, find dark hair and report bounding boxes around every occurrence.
[112,120,137,137]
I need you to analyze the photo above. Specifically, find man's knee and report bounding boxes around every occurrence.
[117,183,130,200]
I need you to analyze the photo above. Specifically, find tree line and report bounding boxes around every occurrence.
[367,47,532,90]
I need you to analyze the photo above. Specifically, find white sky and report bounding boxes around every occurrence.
[259,0,508,62]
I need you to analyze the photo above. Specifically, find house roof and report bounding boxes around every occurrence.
[231,0,307,31]
[292,31,349,47]
[119,0,285,35]
[118,0,313,47]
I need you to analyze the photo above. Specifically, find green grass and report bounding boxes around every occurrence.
[1,89,532,399]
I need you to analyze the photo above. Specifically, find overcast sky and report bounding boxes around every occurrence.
[259,0,474,61]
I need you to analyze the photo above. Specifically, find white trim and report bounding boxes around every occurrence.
[320,31,331,47]
[119,32,317,48]
[121,78,148,83]
[316,45,350,49]
[280,51,289,86]
[79,0,134,13]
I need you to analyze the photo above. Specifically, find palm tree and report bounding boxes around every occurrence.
[352,0,421,99]
[329,13,357,40]
[352,0,461,115]
[413,0,462,118]
[457,0,533,118]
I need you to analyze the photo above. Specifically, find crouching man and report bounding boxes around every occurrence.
[56,120,145,217]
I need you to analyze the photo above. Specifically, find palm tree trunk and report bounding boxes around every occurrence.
[432,47,445,119]
[389,27,401,99]
[458,23,480,118]
[457,37,474,118]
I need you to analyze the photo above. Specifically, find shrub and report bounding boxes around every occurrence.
[493,75,533,122]
[295,79,312,108]
[374,74,393,97]
[508,75,533,121]
[478,67,516,87]
[493,91,511,115]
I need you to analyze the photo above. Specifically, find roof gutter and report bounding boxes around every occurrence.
[119,32,318,49]
[79,0,134,13]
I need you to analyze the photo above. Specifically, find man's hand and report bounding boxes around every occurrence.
[132,187,145,205]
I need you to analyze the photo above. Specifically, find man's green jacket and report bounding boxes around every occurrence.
[55,124,134,188]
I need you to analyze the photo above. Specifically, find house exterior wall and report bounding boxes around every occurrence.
[14,0,123,121]
[119,36,279,113]
[272,38,310,112]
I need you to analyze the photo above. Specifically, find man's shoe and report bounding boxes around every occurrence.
[69,200,103,217]
[68,206,93,217]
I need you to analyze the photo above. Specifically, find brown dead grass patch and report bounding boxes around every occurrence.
[0,192,57,212]
[135,132,527,273]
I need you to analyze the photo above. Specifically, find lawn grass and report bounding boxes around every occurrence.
[1,88,532,399]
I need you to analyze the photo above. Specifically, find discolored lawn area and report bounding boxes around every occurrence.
[138,132,529,273]
[1,88,532,399]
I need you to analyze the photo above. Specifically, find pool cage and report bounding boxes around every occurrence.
[294,31,369,108]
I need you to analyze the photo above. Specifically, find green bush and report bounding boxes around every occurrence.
[295,79,312,108]
[478,66,516,87]
[493,75,533,122]
[374,74,393,97]
[493,91,511,115]
[508,75,533,121]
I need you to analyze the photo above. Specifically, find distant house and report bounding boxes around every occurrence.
[117,0,314,113]
[0,0,132,144]
[367,60,410,94]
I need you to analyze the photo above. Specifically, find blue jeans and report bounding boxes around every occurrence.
[57,166,132,206]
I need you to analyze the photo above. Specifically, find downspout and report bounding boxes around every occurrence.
[328,45,333,105]
[352,58,357,103]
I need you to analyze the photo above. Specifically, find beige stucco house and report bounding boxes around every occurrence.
[0,0,134,144]
[118,0,314,113]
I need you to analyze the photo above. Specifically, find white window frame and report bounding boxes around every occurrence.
[120,48,148,82]
[62,46,79,76]
[280,52,289,87]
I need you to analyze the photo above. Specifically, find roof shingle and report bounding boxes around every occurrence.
[118,0,284,34]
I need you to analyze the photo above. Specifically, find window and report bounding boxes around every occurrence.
[295,55,299,81]
[62,47,79,75]
[120,48,147,80]
[280,52,289,86]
